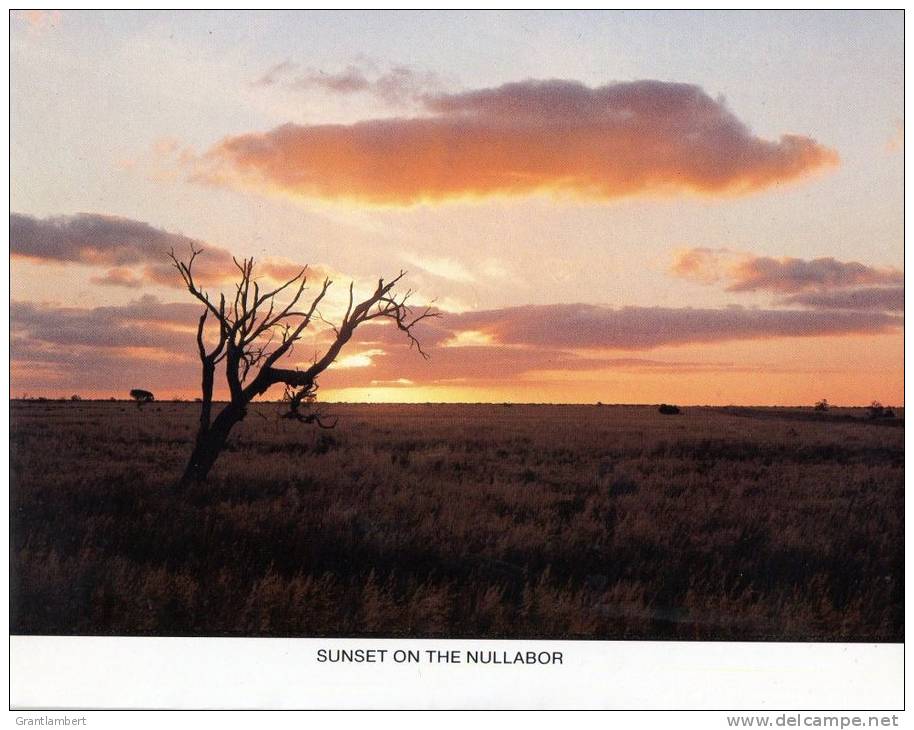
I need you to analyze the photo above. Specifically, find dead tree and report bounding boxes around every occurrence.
[170,246,437,485]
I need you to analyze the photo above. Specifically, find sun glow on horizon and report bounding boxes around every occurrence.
[8,12,902,406]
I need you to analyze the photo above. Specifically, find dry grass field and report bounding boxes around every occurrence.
[9,400,903,641]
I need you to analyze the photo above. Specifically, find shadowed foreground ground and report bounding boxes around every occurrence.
[10,401,903,640]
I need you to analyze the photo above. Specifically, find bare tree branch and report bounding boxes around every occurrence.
[172,248,437,484]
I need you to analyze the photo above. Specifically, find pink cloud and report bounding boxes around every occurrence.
[192,79,838,205]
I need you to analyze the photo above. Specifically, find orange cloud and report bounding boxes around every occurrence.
[90,267,145,288]
[670,247,735,285]
[190,79,838,205]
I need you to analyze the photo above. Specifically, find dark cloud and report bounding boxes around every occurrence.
[11,296,240,397]
[780,286,904,312]
[326,301,902,390]
[358,302,900,351]
[10,212,321,290]
[194,79,837,205]
[11,296,200,350]
[13,296,901,359]
[11,339,202,396]
[728,256,903,293]
[442,304,901,350]
[10,212,205,266]
[10,211,233,288]
[672,248,903,299]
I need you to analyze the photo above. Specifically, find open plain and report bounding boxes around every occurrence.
[9,400,903,641]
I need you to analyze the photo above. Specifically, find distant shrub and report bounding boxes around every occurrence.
[130,389,155,407]
[814,399,829,412]
[658,404,681,415]
[867,401,894,420]
[69,394,81,402]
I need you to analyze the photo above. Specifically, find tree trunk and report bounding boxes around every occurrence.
[179,403,246,485]
[199,360,215,433]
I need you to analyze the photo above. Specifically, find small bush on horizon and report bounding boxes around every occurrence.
[867,401,895,420]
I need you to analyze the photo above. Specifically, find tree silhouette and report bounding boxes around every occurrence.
[130,389,155,407]
[170,246,437,484]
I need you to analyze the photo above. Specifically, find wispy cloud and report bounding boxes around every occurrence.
[403,253,477,284]
[291,64,372,94]
[250,60,441,105]
[250,60,300,88]
[190,78,837,205]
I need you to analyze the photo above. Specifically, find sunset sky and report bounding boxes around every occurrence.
[10,10,904,404]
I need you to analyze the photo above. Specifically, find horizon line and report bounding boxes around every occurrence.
[9,398,905,409]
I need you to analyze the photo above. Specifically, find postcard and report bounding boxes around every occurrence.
[8,8,904,714]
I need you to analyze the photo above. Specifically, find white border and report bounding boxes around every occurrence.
[5,3,910,716]
[9,637,904,710]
